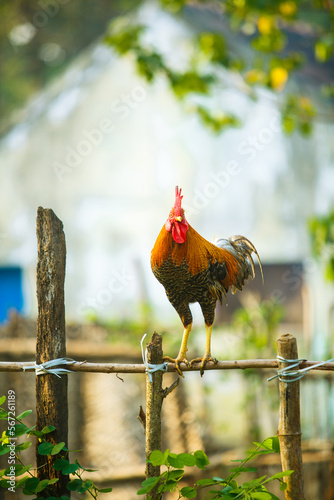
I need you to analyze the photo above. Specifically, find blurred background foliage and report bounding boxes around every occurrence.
[309,211,334,281]
[1,0,334,135]
[0,0,140,134]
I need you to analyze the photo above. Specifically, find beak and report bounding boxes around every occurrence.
[175,216,182,222]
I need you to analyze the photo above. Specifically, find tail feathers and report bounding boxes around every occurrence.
[215,235,264,293]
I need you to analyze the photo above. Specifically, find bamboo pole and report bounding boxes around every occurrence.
[1,359,333,373]
[145,332,165,500]
[277,333,305,500]
[35,207,69,497]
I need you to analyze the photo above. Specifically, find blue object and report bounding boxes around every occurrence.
[0,267,24,323]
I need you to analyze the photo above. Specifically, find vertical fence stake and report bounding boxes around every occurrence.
[145,332,164,500]
[35,207,69,497]
[277,333,305,500]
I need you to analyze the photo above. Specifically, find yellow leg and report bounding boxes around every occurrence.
[190,324,218,376]
[204,324,212,358]
[164,323,192,377]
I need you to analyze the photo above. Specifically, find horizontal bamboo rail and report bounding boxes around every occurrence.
[0,359,333,373]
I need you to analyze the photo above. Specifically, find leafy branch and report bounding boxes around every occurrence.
[138,436,293,499]
[104,0,334,135]
[0,395,112,499]
[308,211,334,282]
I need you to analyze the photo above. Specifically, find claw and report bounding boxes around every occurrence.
[163,356,189,378]
[190,356,218,376]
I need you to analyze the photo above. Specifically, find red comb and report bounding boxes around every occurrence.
[174,186,183,211]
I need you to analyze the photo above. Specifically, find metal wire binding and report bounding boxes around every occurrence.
[268,355,334,383]
[141,334,168,383]
[22,358,78,378]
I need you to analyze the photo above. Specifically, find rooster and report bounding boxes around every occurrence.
[151,186,263,377]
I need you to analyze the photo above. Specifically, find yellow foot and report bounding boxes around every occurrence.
[163,356,190,378]
[190,356,218,377]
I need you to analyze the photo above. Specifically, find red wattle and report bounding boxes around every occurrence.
[172,221,188,243]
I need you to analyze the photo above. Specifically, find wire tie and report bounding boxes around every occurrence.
[141,334,168,383]
[268,355,334,383]
[22,358,79,378]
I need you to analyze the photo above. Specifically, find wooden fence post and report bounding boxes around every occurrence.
[277,333,305,500]
[35,207,69,497]
[145,332,164,500]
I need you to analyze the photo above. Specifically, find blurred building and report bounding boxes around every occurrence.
[0,2,333,347]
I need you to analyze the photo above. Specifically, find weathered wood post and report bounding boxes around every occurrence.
[145,332,165,500]
[277,333,305,500]
[35,207,69,496]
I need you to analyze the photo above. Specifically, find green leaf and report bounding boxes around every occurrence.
[98,487,113,493]
[0,445,10,456]
[46,478,59,485]
[167,469,184,481]
[4,463,32,476]
[167,453,184,468]
[0,396,6,405]
[221,485,234,494]
[62,463,80,475]
[196,478,218,486]
[280,481,288,491]
[36,478,50,492]
[240,477,266,489]
[38,442,54,455]
[51,442,65,455]
[149,450,165,466]
[16,441,32,452]
[41,426,56,434]
[177,453,196,467]
[15,475,29,487]
[78,479,94,493]
[270,436,280,453]
[29,425,56,437]
[53,459,69,471]
[259,437,278,452]
[137,476,160,495]
[194,450,210,469]
[159,479,178,493]
[0,410,8,419]
[265,470,294,481]
[6,424,29,437]
[181,486,197,498]
[16,410,32,420]
[66,478,83,491]
[249,493,272,499]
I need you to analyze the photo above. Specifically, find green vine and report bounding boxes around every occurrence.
[139,437,293,499]
[0,395,112,499]
[1,395,293,499]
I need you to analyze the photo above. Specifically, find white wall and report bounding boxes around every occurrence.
[0,5,333,325]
